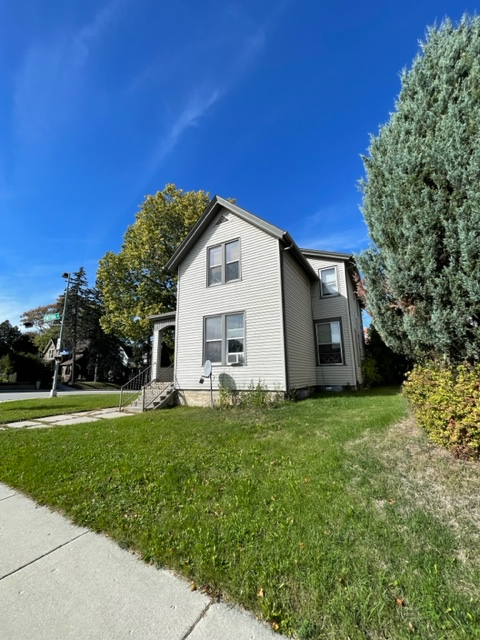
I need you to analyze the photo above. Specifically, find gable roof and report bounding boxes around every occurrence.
[41,338,57,355]
[300,248,354,261]
[166,196,318,280]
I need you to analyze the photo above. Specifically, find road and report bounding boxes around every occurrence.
[0,389,120,403]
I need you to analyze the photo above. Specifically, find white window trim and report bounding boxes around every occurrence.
[315,318,344,366]
[203,312,246,366]
[207,239,241,287]
[319,266,339,298]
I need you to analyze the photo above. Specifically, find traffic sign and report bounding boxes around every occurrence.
[44,313,61,322]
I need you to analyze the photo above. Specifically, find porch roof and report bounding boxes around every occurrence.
[147,311,176,322]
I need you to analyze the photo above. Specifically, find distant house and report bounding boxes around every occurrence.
[42,339,87,383]
[147,197,364,407]
[42,339,59,362]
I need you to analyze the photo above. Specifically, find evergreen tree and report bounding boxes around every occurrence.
[84,289,126,382]
[358,16,480,363]
[60,268,92,383]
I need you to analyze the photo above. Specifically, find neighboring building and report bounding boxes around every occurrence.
[149,197,364,407]
[42,339,60,362]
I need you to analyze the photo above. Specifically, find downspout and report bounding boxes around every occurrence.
[345,264,359,388]
[174,276,180,391]
[279,243,290,396]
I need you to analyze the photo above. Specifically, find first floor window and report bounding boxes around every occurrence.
[316,320,343,364]
[204,312,245,365]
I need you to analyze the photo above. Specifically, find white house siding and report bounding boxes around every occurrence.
[151,323,159,378]
[346,274,365,385]
[151,316,176,379]
[281,251,316,390]
[305,257,360,388]
[175,209,287,398]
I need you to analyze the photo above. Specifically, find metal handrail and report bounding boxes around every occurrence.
[142,366,176,410]
[119,363,176,412]
[119,365,151,411]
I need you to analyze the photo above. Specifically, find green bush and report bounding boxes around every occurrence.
[0,352,52,385]
[218,379,284,409]
[403,362,480,459]
[361,355,382,387]
[363,326,411,386]
[0,354,14,382]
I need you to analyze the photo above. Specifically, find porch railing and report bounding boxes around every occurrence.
[119,363,175,412]
[119,366,151,411]
[142,364,175,410]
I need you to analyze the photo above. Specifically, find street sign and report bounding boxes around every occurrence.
[44,313,61,322]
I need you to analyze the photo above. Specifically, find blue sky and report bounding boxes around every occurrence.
[1,0,478,326]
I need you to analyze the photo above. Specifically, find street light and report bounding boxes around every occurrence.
[50,272,71,398]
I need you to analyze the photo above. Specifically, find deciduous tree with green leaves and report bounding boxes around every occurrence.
[358,16,480,363]
[0,321,23,357]
[96,184,211,342]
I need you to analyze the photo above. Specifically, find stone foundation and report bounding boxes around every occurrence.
[176,389,219,407]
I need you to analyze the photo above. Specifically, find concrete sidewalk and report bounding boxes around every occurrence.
[1,407,135,430]
[0,484,278,640]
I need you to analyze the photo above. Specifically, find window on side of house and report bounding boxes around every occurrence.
[204,312,245,365]
[320,266,338,297]
[316,320,343,365]
[207,240,240,286]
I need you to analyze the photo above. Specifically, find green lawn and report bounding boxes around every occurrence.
[0,394,121,424]
[0,389,478,639]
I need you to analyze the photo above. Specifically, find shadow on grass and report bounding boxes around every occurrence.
[314,385,402,399]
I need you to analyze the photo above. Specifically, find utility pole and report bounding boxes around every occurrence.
[50,273,70,397]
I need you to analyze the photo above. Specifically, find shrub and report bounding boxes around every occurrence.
[0,352,52,385]
[217,379,284,409]
[361,355,382,388]
[0,354,14,382]
[363,325,411,386]
[403,361,480,459]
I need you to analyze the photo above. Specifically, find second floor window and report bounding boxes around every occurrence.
[208,240,240,286]
[320,267,338,297]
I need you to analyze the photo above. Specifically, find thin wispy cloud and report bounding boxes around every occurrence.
[144,11,269,178]
[229,26,266,79]
[75,0,125,55]
[0,276,59,325]
[148,87,222,174]
[13,0,125,148]
[294,201,369,254]
[299,228,369,254]
[0,254,97,324]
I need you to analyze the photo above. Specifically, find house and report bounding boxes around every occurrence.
[42,339,60,363]
[149,197,364,407]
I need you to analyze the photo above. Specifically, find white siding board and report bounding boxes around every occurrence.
[282,252,316,389]
[305,257,359,387]
[151,325,159,379]
[346,274,365,384]
[151,317,175,378]
[175,209,286,393]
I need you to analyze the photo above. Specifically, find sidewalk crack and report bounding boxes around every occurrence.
[180,600,213,640]
[0,531,89,581]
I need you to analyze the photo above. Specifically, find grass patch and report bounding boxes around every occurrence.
[0,388,479,638]
[0,394,121,424]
